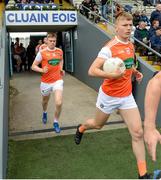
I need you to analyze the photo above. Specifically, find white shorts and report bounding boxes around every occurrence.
[96,87,137,114]
[40,80,64,96]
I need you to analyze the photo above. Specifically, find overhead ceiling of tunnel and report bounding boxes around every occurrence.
[6,24,76,32]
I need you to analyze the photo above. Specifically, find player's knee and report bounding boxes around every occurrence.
[86,119,103,129]
[95,124,103,129]
[42,100,48,105]
[55,100,63,108]
[132,128,143,141]
[42,96,49,104]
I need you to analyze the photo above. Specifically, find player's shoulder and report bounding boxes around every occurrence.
[104,38,120,50]
[40,47,48,54]
[129,41,134,47]
[56,47,63,51]
[55,47,63,53]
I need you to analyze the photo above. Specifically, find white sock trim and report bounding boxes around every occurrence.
[54,119,58,123]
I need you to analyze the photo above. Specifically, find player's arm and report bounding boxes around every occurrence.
[88,46,124,79]
[132,46,143,82]
[59,51,65,76]
[88,57,124,79]
[31,60,44,73]
[132,66,143,83]
[60,59,65,76]
[144,72,161,161]
[31,52,48,73]
[144,72,161,128]
[59,52,64,71]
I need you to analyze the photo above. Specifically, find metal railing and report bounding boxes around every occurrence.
[133,37,161,58]
[79,4,115,26]
[79,4,161,61]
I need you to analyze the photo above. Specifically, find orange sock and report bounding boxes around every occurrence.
[79,125,86,133]
[137,161,147,176]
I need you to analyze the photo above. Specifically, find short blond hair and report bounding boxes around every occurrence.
[115,11,133,24]
[47,33,57,39]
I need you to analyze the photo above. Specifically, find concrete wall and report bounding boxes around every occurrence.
[3,32,9,178]
[134,58,161,126]
[0,26,9,179]
[73,14,111,91]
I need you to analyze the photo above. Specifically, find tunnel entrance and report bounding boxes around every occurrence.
[8,28,77,139]
[5,10,80,139]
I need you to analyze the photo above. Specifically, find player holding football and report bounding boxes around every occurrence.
[74,12,151,179]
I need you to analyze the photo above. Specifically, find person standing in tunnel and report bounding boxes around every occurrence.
[39,37,48,51]
[31,33,65,133]
[26,41,36,71]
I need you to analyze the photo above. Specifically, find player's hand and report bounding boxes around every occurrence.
[60,69,65,76]
[144,128,161,161]
[135,71,143,83]
[110,68,125,79]
[42,66,48,73]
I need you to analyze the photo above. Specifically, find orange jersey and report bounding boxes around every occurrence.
[98,36,135,97]
[36,47,63,83]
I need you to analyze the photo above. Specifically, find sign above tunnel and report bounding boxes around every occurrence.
[5,11,77,26]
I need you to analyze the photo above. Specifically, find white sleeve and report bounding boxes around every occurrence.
[35,51,42,62]
[97,46,112,59]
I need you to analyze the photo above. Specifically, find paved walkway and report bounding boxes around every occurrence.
[9,72,125,140]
